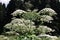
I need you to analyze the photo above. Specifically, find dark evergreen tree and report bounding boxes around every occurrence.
[0,3,6,34]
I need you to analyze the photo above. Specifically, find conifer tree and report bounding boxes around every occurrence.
[0,3,6,34]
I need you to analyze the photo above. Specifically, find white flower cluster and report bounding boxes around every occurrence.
[0,35,19,40]
[11,18,34,25]
[40,15,53,23]
[11,9,27,17]
[4,18,36,34]
[37,25,53,33]
[38,34,58,40]
[39,8,57,16]
[4,31,19,36]
[0,35,4,40]
[11,9,40,21]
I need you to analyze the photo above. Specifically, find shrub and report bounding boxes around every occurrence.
[2,8,58,40]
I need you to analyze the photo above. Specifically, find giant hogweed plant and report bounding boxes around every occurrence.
[0,8,58,40]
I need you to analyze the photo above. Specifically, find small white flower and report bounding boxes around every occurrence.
[24,37,27,40]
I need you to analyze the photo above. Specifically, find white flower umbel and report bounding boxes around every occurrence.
[37,25,53,34]
[11,9,27,17]
[39,8,57,16]
[38,34,58,40]
[0,35,9,40]
[4,18,36,34]
[40,15,53,23]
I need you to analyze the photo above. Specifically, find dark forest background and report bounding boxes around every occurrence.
[0,0,60,35]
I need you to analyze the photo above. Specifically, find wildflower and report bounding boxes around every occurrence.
[11,9,26,16]
[39,8,57,16]
[40,15,53,23]
[37,25,53,33]
[38,34,58,40]
[3,37,8,40]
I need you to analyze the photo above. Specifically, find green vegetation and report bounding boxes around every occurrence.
[0,0,60,40]
[0,8,59,40]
